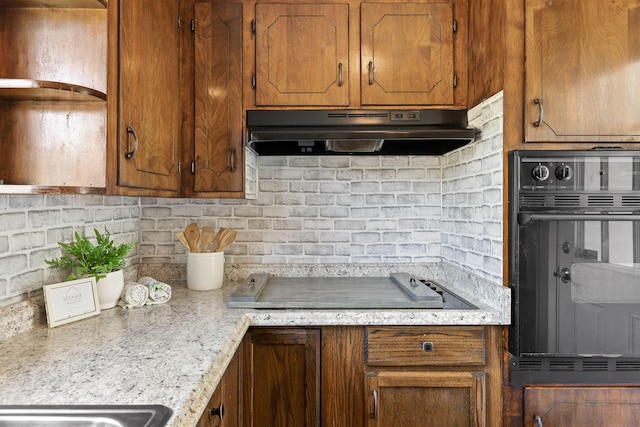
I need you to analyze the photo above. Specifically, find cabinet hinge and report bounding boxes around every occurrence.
[191,160,196,174]
[453,73,458,89]
[251,19,256,33]
[191,19,195,32]
[177,161,181,173]
[453,19,457,35]
[252,74,256,89]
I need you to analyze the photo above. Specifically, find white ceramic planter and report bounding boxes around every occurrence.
[96,269,125,309]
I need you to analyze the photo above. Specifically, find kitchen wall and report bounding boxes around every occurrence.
[0,91,503,307]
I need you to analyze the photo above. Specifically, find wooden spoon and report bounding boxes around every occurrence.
[211,228,227,253]
[184,222,201,252]
[175,231,190,251]
[213,228,237,252]
[200,226,215,252]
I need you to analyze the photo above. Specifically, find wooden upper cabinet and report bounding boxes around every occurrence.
[193,2,244,194]
[360,2,454,106]
[525,0,640,143]
[254,3,349,106]
[114,0,180,194]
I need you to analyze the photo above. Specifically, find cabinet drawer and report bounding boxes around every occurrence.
[365,326,485,366]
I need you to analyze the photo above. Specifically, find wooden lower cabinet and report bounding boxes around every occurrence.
[365,371,484,426]
[523,386,640,427]
[364,326,489,427]
[198,345,241,427]
[209,325,501,427]
[242,328,321,427]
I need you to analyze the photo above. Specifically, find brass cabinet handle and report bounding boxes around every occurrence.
[338,62,343,87]
[229,147,236,173]
[533,98,543,127]
[368,60,374,85]
[370,389,378,419]
[125,126,138,159]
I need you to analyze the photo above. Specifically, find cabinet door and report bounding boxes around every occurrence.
[360,2,454,106]
[524,386,640,426]
[525,0,640,142]
[365,371,484,427]
[197,346,241,427]
[194,2,243,194]
[243,328,320,427]
[117,0,180,192]
[254,3,349,106]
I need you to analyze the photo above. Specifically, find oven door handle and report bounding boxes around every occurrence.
[519,213,640,224]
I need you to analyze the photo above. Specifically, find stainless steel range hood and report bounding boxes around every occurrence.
[247,109,479,155]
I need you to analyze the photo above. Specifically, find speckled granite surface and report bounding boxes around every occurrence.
[0,263,509,427]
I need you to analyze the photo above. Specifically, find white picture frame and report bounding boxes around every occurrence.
[43,277,101,328]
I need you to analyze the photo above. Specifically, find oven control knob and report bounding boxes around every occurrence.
[555,164,573,181]
[532,164,550,181]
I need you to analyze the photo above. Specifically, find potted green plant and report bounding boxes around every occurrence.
[46,228,137,309]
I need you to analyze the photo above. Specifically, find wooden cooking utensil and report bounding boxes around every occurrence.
[175,231,190,251]
[213,228,237,252]
[211,228,226,253]
[184,222,201,252]
[200,226,215,252]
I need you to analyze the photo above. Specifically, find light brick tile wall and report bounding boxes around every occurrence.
[0,195,139,304]
[441,91,504,283]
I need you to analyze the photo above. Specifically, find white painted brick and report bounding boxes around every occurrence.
[288,232,319,243]
[290,181,318,193]
[364,169,396,180]
[0,212,27,232]
[319,207,349,218]
[304,169,336,180]
[289,207,318,218]
[352,232,380,244]
[336,195,364,206]
[321,157,350,168]
[320,232,350,243]
[305,195,334,206]
[320,182,350,194]
[334,220,366,230]
[305,245,334,256]
[303,219,333,230]
[351,182,380,193]
[351,157,379,167]
[381,156,409,167]
[233,206,263,217]
[370,219,399,230]
[273,169,303,180]
[273,219,302,230]
[367,244,395,255]
[350,207,379,218]
[289,157,319,167]
[336,169,364,180]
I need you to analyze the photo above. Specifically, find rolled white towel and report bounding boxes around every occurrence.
[118,281,149,308]
[138,276,172,305]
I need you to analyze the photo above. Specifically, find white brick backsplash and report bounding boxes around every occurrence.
[441,91,504,283]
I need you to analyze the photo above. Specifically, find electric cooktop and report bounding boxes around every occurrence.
[228,273,476,309]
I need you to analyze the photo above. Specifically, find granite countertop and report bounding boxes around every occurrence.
[0,272,510,427]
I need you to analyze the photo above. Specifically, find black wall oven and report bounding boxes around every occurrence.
[509,150,640,384]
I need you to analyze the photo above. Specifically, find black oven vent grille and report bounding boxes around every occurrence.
[587,195,615,206]
[519,193,640,209]
[514,358,640,373]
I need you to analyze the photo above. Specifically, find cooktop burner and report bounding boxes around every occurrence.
[228,273,476,309]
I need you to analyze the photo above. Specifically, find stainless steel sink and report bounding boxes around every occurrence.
[0,405,172,427]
